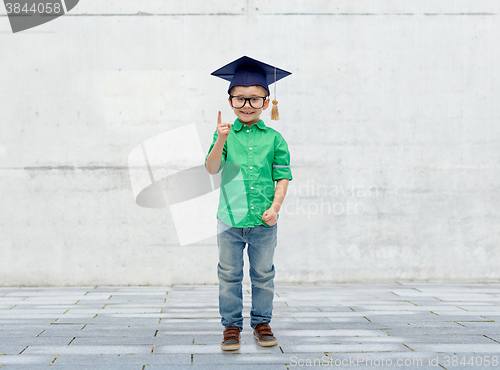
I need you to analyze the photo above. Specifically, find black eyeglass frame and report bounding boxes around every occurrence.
[229,95,268,109]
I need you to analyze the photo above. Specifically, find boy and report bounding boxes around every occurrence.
[204,56,293,351]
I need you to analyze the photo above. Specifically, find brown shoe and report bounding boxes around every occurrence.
[221,326,241,351]
[253,323,277,347]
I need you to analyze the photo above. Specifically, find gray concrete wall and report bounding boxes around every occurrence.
[1,0,499,286]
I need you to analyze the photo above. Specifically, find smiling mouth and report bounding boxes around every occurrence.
[240,111,254,115]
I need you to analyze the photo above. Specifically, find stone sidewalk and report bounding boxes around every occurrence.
[1,283,500,369]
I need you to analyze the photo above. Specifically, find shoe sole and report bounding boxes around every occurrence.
[253,333,278,347]
[221,343,240,351]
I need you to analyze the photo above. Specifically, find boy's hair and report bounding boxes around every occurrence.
[229,85,270,97]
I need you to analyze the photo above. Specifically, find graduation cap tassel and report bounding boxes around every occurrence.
[271,67,279,120]
[271,100,279,120]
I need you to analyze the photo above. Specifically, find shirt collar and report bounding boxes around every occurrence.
[234,118,267,131]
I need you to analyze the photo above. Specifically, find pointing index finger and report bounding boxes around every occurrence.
[218,111,221,125]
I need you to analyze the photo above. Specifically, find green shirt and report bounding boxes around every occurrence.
[205,118,293,228]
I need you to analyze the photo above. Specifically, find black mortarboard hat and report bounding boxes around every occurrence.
[211,56,291,95]
[211,56,292,120]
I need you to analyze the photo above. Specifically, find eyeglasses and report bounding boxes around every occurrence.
[229,96,267,109]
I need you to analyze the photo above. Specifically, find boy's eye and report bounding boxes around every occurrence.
[235,97,245,102]
[250,98,260,103]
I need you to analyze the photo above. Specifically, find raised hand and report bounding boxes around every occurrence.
[217,111,231,141]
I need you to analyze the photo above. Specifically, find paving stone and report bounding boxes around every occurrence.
[22,344,153,355]
[157,323,222,331]
[280,342,411,353]
[69,337,156,346]
[153,336,197,346]
[193,352,325,365]
[317,316,369,322]
[457,321,500,328]
[391,326,500,336]
[388,334,495,344]
[325,351,447,364]
[2,337,75,346]
[349,304,441,311]
[285,328,386,337]
[277,336,405,346]
[76,328,158,337]
[156,330,219,336]
[267,321,380,330]
[89,318,163,327]
[428,311,500,317]
[50,353,190,366]
[0,326,49,337]
[380,322,468,328]
[34,326,89,336]
[0,354,56,366]
[403,343,500,353]
[429,315,497,321]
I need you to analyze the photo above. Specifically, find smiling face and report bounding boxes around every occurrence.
[228,85,270,125]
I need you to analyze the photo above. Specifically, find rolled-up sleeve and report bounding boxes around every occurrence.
[205,129,227,174]
[272,133,292,181]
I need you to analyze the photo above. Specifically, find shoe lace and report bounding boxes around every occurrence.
[223,327,240,341]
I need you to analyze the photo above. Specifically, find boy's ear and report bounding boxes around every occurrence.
[262,97,271,111]
[228,97,234,109]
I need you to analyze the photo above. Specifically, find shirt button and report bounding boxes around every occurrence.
[249,147,252,150]
[247,130,250,133]
[249,166,253,169]
[251,187,254,190]
[251,206,254,210]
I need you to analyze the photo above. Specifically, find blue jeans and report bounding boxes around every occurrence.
[217,217,278,331]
